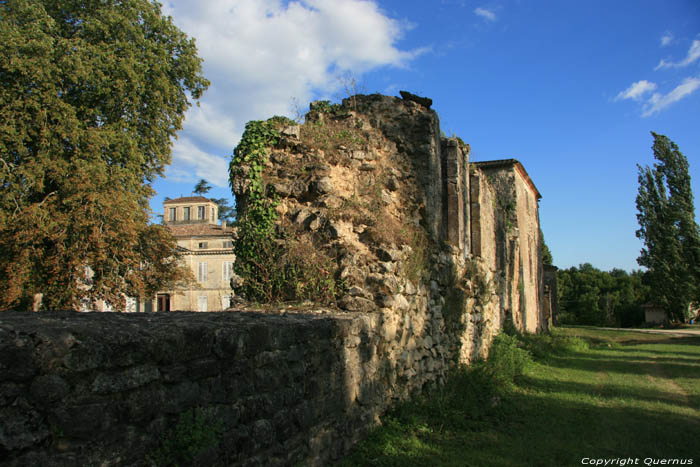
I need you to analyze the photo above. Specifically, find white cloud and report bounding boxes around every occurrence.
[474,7,496,22]
[169,137,230,187]
[642,77,700,117]
[660,32,673,47]
[160,0,421,187]
[655,39,700,70]
[615,80,657,101]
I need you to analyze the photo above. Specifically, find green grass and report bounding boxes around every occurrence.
[338,327,700,467]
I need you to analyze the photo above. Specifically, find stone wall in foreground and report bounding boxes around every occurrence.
[0,307,448,466]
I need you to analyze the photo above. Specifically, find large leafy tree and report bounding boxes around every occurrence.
[636,132,700,321]
[0,0,209,310]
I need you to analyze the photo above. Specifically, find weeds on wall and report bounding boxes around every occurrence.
[300,101,366,153]
[464,257,494,307]
[150,408,223,466]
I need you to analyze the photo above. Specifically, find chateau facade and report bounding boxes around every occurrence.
[157,196,236,311]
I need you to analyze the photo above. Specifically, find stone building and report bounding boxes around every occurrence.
[470,159,545,333]
[157,196,236,311]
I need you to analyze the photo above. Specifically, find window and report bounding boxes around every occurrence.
[197,295,208,312]
[169,207,176,221]
[222,261,234,283]
[198,241,208,249]
[221,295,231,310]
[198,262,208,282]
[223,240,233,248]
[183,207,191,221]
[198,206,205,219]
[211,207,215,221]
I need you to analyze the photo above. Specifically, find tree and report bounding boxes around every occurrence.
[635,132,700,321]
[193,179,212,195]
[0,0,208,310]
[557,264,649,327]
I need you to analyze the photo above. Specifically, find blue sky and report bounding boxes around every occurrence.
[155,0,700,272]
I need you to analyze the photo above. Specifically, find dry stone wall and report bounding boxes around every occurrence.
[0,93,547,466]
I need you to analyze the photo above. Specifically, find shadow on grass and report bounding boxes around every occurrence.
[338,384,699,467]
[517,374,696,410]
[541,353,700,379]
[338,332,700,467]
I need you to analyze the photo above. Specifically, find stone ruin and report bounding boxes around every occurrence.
[0,92,548,466]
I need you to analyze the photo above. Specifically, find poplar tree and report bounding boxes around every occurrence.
[635,132,700,321]
[0,0,209,310]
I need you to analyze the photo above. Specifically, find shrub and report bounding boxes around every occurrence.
[150,408,222,466]
[481,333,532,385]
[520,333,589,360]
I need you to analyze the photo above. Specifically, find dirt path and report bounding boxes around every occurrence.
[599,326,700,337]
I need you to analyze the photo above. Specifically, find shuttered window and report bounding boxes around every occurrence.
[198,262,208,282]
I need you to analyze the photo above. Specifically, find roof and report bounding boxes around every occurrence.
[163,196,213,204]
[167,223,235,238]
[472,159,542,199]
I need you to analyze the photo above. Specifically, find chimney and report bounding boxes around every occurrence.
[222,220,227,230]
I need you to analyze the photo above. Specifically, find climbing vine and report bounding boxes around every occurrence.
[229,119,282,302]
[229,116,340,304]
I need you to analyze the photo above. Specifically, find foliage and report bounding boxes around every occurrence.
[519,332,588,361]
[557,264,649,327]
[636,132,700,321]
[193,179,212,195]
[150,407,222,466]
[229,119,340,304]
[481,333,532,386]
[211,197,236,223]
[0,0,208,310]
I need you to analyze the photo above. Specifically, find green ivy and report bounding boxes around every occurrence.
[229,119,282,301]
[229,117,341,304]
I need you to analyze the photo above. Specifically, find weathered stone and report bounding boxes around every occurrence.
[399,90,432,108]
[30,375,69,405]
[311,176,332,195]
[338,296,374,312]
[91,366,160,394]
[281,125,301,139]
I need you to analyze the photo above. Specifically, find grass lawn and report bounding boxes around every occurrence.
[338,327,700,467]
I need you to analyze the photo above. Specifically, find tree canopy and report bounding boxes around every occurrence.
[635,132,700,321]
[557,264,650,327]
[0,0,208,310]
[193,179,212,195]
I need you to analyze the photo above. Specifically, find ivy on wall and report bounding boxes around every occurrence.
[229,116,340,304]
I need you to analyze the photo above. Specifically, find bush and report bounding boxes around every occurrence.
[150,408,222,466]
[520,333,589,360]
[481,333,532,385]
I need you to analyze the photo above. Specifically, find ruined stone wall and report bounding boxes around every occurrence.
[0,303,449,467]
[0,93,547,466]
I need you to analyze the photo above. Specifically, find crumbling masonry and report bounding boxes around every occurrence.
[0,93,548,466]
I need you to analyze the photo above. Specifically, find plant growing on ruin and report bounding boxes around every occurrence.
[150,407,222,466]
[229,118,341,304]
